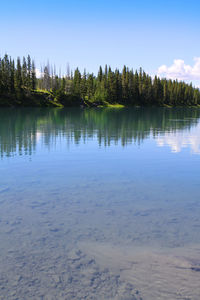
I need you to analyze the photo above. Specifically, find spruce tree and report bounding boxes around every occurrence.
[15,57,23,92]
[27,55,32,90]
[22,57,27,88]
[31,60,37,90]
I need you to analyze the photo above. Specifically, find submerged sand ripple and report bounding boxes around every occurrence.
[80,242,200,300]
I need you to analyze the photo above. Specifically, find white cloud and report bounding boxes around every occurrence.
[157,57,200,83]
[35,68,43,78]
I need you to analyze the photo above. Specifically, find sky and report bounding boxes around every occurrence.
[1,0,200,86]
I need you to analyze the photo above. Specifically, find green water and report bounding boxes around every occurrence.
[0,108,200,300]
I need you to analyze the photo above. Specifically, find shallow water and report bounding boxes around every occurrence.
[0,107,200,299]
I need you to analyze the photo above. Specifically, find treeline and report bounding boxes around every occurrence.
[0,54,36,94]
[0,54,200,107]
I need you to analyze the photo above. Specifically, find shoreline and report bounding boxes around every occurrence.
[1,92,200,109]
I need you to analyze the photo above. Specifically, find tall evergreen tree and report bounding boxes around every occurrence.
[31,60,37,90]
[15,57,23,92]
[27,55,32,90]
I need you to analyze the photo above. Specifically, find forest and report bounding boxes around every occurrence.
[0,54,200,107]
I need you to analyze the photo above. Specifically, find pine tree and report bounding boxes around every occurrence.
[122,66,128,102]
[22,57,27,88]
[87,73,94,100]
[73,68,81,96]
[15,57,23,91]
[43,64,51,91]
[98,66,103,82]
[31,60,37,90]
[80,69,87,99]
[27,55,32,90]
[10,59,15,93]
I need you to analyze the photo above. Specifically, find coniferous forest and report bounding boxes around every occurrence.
[0,54,200,107]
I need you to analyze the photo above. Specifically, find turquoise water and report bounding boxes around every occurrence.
[0,108,200,299]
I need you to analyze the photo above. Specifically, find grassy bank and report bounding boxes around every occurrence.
[1,89,200,109]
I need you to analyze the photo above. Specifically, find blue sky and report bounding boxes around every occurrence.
[1,0,200,84]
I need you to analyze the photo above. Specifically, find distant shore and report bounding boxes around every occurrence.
[1,54,200,108]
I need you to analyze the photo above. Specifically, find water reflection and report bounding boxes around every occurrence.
[156,123,200,153]
[1,107,200,157]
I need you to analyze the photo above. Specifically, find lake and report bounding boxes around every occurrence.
[0,107,200,300]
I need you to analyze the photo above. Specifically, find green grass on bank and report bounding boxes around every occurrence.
[98,102,125,108]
